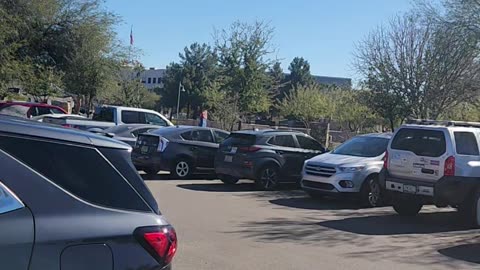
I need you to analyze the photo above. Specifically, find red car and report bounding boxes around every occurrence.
[0,102,67,118]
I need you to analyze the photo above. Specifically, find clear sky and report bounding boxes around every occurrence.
[105,0,412,80]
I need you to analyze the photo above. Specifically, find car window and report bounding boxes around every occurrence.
[36,106,52,116]
[192,130,214,143]
[121,111,145,124]
[181,131,192,140]
[213,130,229,144]
[132,128,155,138]
[333,136,389,157]
[145,113,167,126]
[391,128,446,157]
[0,136,150,212]
[454,132,479,156]
[296,135,324,151]
[0,105,30,118]
[50,108,65,114]
[269,135,296,148]
[93,107,115,122]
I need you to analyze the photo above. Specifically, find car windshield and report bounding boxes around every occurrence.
[332,136,389,157]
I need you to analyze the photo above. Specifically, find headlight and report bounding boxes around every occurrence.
[338,165,365,172]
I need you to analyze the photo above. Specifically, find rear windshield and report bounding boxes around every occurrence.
[222,133,256,146]
[391,128,446,157]
[332,136,389,157]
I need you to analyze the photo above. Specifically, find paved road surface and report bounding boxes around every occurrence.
[145,174,480,270]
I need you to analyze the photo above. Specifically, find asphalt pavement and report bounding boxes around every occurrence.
[144,173,480,270]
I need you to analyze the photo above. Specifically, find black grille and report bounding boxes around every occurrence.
[305,163,336,177]
[303,180,335,190]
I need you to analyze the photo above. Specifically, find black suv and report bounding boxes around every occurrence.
[215,130,326,190]
[0,116,176,270]
[132,126,230,178]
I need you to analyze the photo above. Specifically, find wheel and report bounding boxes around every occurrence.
[360,176,383,207]
[458,188,480,228]
[171,158,192,179]
[392,195,423,216]
[144,167,159,175]
[219,174,239,185]
[306,191,324,200]
[255,164,280,191]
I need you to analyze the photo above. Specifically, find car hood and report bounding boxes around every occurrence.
[306,152,381,167]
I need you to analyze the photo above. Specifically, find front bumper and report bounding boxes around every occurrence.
[301,171,366,194]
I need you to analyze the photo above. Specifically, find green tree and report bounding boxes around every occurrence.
[277,84,328,129]
[179,43,218,117]
[202,81,240,131]
[23,65,63,102]
[214,21,274,116]
[287,57,314,88]
[160,62,184,113]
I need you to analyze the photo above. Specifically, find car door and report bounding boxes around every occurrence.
[268,134,304,177]
[295,134,325,160]
[191,129,217,168]
[0,150,35,270]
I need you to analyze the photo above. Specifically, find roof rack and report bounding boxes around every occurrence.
[407,119,480,128]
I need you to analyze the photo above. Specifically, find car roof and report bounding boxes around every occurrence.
[98,105,159,113]
[149,125,227,135]
[0,102,62,108]
[358,132,393,139]
[232,129,304,136]
[0,115,131,150]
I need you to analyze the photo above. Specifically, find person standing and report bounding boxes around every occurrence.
[199,109,208,127]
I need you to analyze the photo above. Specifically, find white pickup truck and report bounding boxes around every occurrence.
[43,105,173,130]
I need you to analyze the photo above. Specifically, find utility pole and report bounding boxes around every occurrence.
[176,81,184,123]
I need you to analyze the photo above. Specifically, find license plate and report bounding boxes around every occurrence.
[141,145,149,154]
[230,147,237,154]
[403,184,417,194]
[224,155,233,162]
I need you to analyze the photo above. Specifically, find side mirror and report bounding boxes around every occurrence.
[105,133,115,138]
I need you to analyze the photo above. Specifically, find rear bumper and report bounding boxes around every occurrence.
[132,152,170,171]
[215,161,256,180]
[380,169,479,205]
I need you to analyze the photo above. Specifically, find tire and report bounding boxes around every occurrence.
[144,167,159,175]
[392,195,423,216]
[360,176,383,207]
[306,191,324,200]
[171,158,193,179]
[458,188,480,228]
[255,164,280,191]
[219,174,239,185]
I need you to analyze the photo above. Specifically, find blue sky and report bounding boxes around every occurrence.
[105,0,412,81]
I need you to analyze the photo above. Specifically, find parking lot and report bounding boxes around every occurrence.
[144,173,480,270]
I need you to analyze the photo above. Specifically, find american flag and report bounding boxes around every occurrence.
[130,26,134,46]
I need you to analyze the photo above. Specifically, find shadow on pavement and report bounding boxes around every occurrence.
[269,197,361,211]
[438,243,480,264]
[141,172,218,181]
[319,211,472,235]
[177,182,258,192]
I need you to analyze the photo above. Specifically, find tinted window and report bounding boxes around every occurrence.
[93,107,115,122]
[36,106,52,116]
[269,135,296,148]
[391,128,446,157]
[51,108,65,114]
[181,131,192,140]
[0,136,150,212]
[333,136,389,157]
[454,132,479,156]
[222,133,256,146]
[214,130,229,144]
[296,135,324,151]
[192,130,213,143]
[145,113,167,126]
[121,111,145,124]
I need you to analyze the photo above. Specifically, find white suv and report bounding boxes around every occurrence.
[380,120,480,226]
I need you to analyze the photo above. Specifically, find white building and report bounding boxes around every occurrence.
[139,68,166,90]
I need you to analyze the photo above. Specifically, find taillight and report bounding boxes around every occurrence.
[383,151,389,169]
[157,137,169,152]
[136,226,177,265]
[239,146,261,152]
[444,156,455,176]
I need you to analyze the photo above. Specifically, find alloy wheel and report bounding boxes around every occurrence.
[368,178,381,207]
[175,161,190,178]
[260,167,278,189]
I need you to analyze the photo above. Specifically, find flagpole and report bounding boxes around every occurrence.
[129,25,133,65]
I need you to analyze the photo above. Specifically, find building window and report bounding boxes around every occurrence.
[158,77,162,83]
[147,78,151,84]
[153,78,157,84]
